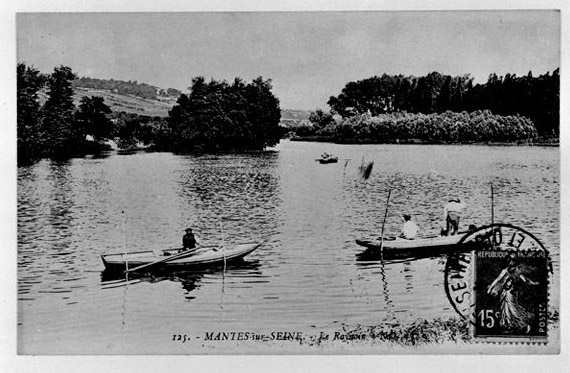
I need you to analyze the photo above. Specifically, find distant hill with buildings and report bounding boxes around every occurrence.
[38,77,314,123]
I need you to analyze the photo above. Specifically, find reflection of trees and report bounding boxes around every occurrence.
[176,152,282,241]
[47,161,75,242]
[18,160,78,298]
[101,259,262,299]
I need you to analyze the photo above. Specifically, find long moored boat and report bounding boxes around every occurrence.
[356,233,467,251]
[318,156,338,164]
[101,241,262,272]
[355,232,478,259]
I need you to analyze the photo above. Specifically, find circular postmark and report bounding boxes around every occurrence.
[444,224,550,340]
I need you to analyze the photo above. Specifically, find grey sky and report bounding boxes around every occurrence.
[17,11,560,110]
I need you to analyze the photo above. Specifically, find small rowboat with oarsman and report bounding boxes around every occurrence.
[101,241,262,272]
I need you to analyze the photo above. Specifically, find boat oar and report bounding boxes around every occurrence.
[125,247,199,273]
[379,190,392,252]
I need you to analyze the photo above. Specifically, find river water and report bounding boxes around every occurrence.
[17,140,559,354]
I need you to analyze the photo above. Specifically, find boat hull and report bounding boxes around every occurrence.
[101,242,262,272]
[318,157,338,164]
[357,233,465,250]
[355,233,478,259]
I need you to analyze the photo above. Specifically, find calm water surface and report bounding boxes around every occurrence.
[17,140,559,353]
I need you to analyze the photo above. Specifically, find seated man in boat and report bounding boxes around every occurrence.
[399,214,419,240]
[443,198,466,236]
[181,228,200,253]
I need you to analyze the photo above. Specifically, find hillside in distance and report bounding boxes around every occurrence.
[38,87,176,117]
[39,86,313,123]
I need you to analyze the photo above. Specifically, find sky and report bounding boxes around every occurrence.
[16,11,559,110]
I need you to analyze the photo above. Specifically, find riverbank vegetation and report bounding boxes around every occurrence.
[292,110,538,144]
[18,63,558,165]
[291,70,558,144]
[17,63,282,165]
[18,64,115,163]
[298,317,470,347]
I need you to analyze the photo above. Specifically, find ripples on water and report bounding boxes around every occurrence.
[17,141,559,353]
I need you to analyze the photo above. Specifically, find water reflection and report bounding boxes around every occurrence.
[355,245,477,263]
[175,152,283,243]
[100,259,263,298]
[47,161,74,243]
[17,142,559,352]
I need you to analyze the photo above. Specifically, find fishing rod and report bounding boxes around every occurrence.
[379,190,392,252]
[220,217,226,274]
[122,210,128,273]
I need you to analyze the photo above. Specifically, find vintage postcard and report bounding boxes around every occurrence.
[4,0,568,370]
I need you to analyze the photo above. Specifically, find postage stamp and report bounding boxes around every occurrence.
[473,249,548,342]
[445,224,551,343]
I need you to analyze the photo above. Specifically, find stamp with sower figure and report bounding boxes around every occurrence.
[445,224,551,343]
[474,250,548,341]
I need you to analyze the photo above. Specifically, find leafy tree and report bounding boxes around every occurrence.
[75,96,113,140]
[168,76,281,151]
[17,63,46,164]
[308,109,334,131]
[40,65,78,156]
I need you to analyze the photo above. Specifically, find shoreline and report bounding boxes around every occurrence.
[289,136,559,147]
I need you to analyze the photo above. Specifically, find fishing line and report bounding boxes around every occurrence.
[220,218,227,275]
[379,190,392,253]
[121,210,129,329]
[122,210,129,273]
[217,217,226,311]
[342,158,350,181]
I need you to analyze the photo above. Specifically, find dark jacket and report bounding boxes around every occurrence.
[182,232,197,250]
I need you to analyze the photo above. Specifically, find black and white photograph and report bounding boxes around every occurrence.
[2,0,569,371]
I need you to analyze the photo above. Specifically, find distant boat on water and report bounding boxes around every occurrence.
[316,152,338,164]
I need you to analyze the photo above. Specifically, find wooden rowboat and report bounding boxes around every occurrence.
[101,242,262,272]
[355,232,480,260]
[356,233,467,251]
[318,156,338,164]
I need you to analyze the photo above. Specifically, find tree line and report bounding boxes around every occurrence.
[296,110,537,144]
[18,63,115,164]
[17,63,282,165]
[73,76,182,100]
[325,70,559,138]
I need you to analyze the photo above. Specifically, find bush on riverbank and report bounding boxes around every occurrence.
[361,317,470,345]
[299,317,470,347]
[293,110,538,144]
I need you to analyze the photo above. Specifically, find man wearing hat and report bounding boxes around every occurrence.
[399,214,419,240]
[443,198,466,236]
[181,228,199,252]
